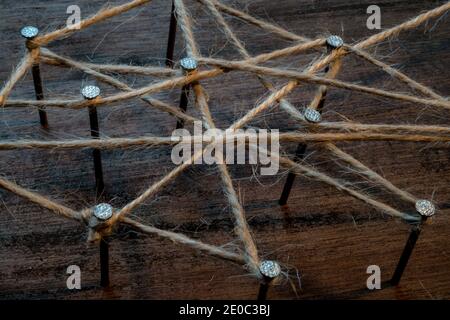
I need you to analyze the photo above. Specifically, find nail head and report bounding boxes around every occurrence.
[93,203,113,221]
[415,199,435,217]
[259,260,281,279]
[304,107,322,123]
[81,85,100,100]
[180,57,198,72]
[326,35,344,49]
[21,26,39,39]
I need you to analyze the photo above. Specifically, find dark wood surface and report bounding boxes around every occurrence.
[0,0,449,299]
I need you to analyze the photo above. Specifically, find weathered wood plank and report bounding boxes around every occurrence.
[0,0,449,299]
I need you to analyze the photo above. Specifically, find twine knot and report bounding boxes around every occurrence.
[82,204,119,242]
[25,39,40,51]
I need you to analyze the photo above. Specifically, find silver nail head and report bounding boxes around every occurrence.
[21,26,39,39]
[304,107,322,123]
[180,57,198,72]
[93,203,113,221]
[259,260,281,279]
[81,85,100,100]
[326,35,344,49]
[415,200,435,217]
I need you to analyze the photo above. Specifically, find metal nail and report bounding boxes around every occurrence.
[93,203,112,288]
[81,85,101,100]
[180,57,198,72]
[279,143,307,205]
[83,86,105,197]
[257,260,281,300]
[304,107,322,123]
[93,203,113,221]
[165,1,177,68]
[21,26,39,39]
[415,199,435,217]
[326,35,344,49]
[22,26,49,128]
[391,200,436,286]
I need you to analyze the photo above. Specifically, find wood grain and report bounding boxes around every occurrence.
[0,0,449,299]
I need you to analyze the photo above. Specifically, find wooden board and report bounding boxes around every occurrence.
[0,0,449,299]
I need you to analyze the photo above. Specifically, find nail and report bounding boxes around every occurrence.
[81,85,101,100]
[304,107,322,123]
[82,85,105,197]
[93,203,113,221]
[257,260,281,300]
[390,200,435,286]
[279,37,337,206]
[279,143,307,205]
[326,35,344,49]
[317,36,343,113]
[180,57,198,73]
[22,26,49,129]
[20,26,39,40]
[176,85,190,129]
[93,203,113,287]
[176,57,196,129]
[320,35,343,111]
[415,199,435,218]
[279,106,319,206]
[165,0,177,68]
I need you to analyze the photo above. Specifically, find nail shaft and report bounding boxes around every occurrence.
[88,106,105,197]
[176,84,190,129]
[31,64,48,128]
[278,143,307,205]
[316,65,330,112]
[93,203,112,288]
[165,1,177,68]
[390,217,426,286]
[100,237,110,287]
[257,282,270,300]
